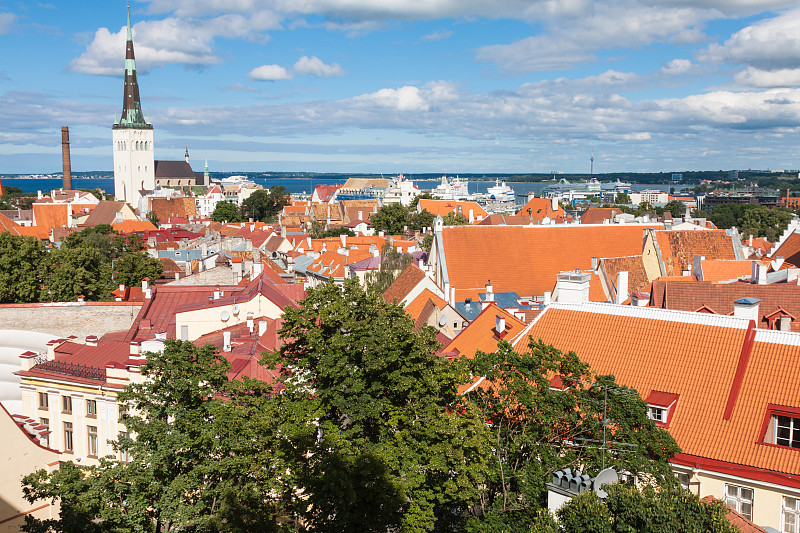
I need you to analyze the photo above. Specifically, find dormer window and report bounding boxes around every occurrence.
[645,391,679,428]
[761,405,800,449]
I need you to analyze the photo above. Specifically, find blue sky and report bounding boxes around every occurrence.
[2,0,800,174]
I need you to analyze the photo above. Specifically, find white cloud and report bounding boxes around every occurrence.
[476,1,706,72]
[700,8,800,71]
[735,67,800,89]
[249,64,292,81]
[358,85,429,111]
[661,59,693,75]
[643,0,797,16]
[293,56,345,77]
[68,13,280,75]
[421,29,453,41]
[0,12,16,34]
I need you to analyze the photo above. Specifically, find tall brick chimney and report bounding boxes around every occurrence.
[61,126,72,190]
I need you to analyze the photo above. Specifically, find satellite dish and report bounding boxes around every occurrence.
[439,315,447,327]
[220,310,230,322]
[593,468,618,498]
[232,304,240,315]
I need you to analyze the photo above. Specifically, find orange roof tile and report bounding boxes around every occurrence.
[112,220,158,233]
[404,288,449,322]
[700,259,753,283]
[383,263,427,303]
[418,199,488,221]
[445,304,527,361]
[0,212,25,236]
[600,256,649,300]
[32,203,70,231]
[512,303,800,482]
[516,197,567,222]
[439,225,660,297]
[655,229,738,276]
[580,207,623,225]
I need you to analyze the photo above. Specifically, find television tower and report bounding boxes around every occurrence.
[590,150,594,176]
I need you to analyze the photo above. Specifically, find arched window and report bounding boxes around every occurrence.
[144,141,148,151]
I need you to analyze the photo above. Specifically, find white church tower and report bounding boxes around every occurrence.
[112,8,154,206]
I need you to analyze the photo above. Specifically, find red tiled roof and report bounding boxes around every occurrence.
[0,212,25,236]
[516,197,567,222]
[418,199,488,221]
[477,214,533,226]
[655,229,737,276]
[771,231,800,266]
[513,303,800,481]
[651,279,800,332]
[383,263,427,303]
[32,203,70,231]
[82,201,129,227]
[700,259,753,283]
[439,225,660,297]
[404,288,449,322]
[600,255,650,300]
[113,220,158,233]
[16,340,133,387]
[580,207,623,225]
[700,496,767,533]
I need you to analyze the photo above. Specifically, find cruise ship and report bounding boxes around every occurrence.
[432,175,474,201]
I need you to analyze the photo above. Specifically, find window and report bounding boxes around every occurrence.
[676,472,690,491]
[118,432,131,462]
[725,484,753,521]
[86,399,97,418]
[62,395,72,414]
[87,426,98,457]
[784,496,800,533]
[648,406,667,423]
[64,422,73,452]
[40,418,50,448]
[38,391,48,410]
[776,416,800,449]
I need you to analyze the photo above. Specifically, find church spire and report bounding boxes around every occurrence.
[115,6,151,129]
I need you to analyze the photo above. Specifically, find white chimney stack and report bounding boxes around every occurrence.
[615,271,629,305]
[733,297,761,323]
[551,197,558,212]
[543,291,551,306]
[485,280,494,302]
[555,271,591,304]
[223,331,231,352]
[258,320,268,337]
[495,315,506,334]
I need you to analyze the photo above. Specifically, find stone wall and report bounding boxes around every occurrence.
[0,302,142,340]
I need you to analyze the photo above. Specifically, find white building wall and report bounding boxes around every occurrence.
[113,127,155,206]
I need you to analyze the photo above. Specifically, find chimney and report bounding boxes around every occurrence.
[780,316,792,331]
[130,342,140,355]
[733,297,760,323]
[449,286,456,307]
[76,295,85,302]
[615,271,628,305]
[85,335,98,347]
[258,320,268,337]
[555,271,591,304]
[145,287,152,299]
[495,315,506,334]
[543,291,551,306]
[340,234,347,247]
[61,127,72,190]
[752,262,768,285]
[223,331,231,352]
[485,280,494,302]
[748,235,753,247]
[693,255,705,281]
[281,226,287,238]
[37,190,43,200]
[201,243,208,257]
[469,209,474,224]
[591,257,598,271]
[551,197,558,212]
[247,312,254,333]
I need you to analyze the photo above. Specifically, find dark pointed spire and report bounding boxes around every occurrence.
[115,6,151,129]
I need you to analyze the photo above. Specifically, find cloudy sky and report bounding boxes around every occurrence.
[1,0,800,174]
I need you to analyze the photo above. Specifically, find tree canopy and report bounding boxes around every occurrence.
[240,186,291,222]
[265,279,489,532]
[211,201,242,223]
[695,202,795,240]
[0,226,162,303]
[464,338,680,529]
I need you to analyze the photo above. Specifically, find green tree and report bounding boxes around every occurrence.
[22,340,287,533]
[211,201,242,222]
[409,209,435,231]
[365,243,414,294]
[410,192,434,209]
[465,338,680,529]
[240,187,291,222]
[614,192,631,205]
[370,202,411,235]
[146,210,160,228]
[442,211,470,226]
[663,200,686,218]
[40,245,110,301]
[556,484,740,533]
[265,280,490,532]
[0,233,45,303]
[112,251,164,288]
